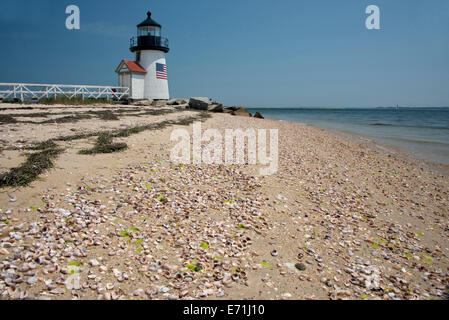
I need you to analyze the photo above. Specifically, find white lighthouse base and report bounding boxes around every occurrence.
[137,50,169,100]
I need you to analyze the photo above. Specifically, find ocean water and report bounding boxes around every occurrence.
[247,107,449,165]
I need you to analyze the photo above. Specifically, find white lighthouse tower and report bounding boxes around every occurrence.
[116,11,170,101]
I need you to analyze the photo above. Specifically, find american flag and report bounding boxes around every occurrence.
[156,63,167,80]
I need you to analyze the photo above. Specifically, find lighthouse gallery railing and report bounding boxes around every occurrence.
[130,36,169,49]
[0,83,130,102]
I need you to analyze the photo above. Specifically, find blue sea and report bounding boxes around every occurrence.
[247,107,449,165]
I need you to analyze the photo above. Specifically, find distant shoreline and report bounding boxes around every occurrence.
[247,106,449,110]
[247,107,449,168]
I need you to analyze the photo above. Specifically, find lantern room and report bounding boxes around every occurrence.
[130,11,169,53]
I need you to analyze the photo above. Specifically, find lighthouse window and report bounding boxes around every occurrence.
[138,26,161,37]
[136,51,141,62]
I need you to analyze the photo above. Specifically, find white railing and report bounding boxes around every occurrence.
[0,83,130,101]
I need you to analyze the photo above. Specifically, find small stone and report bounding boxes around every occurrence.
[159,286,170,293]
[271,250,278,257]
[89,259,100,267]
[295,263,306,271]
[132,288,144,297]
[0,248,9,255]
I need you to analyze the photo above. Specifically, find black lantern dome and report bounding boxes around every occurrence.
[137,11,162,28]
[130,11,169,53]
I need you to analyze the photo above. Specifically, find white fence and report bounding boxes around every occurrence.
[0,83,130,101]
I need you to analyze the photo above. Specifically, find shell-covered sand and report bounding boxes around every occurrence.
[0,103,448,300]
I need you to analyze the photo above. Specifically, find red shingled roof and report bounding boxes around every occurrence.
[122,60,147,73]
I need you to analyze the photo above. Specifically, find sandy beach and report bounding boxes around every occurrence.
[0,103,448,300]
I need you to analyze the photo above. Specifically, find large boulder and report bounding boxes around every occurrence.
[253,112,264,119]
[232,106,252,117]
[208,103,224,112]
[167,98,188,106]
[226,106,240,111]
[188,97,211,110]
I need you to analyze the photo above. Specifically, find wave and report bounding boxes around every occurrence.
[371,123,449,130]
[384,137,449,146]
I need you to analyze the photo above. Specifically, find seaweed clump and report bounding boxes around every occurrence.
[79,133,127,155]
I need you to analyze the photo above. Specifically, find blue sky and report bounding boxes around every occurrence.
[0,0,448,107]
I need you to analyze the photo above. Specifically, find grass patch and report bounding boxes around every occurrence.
[113,112,210,138]
[89,110,119,121]
[79,133,127,155]
[1,112,211,186]
[120,108,178,117]
[186,264,203,272]
[24,140,57,151]
[0,114,17,124]
[40,114,92,124]
[0,147,63,187]
[38,97,110,105]
[5,112,52,118]
[0,105,186,126]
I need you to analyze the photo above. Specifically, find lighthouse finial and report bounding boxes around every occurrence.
[147,11,152,19]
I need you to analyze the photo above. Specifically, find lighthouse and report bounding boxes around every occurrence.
[116,11,170,100]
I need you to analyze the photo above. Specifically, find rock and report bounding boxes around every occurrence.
[0,248,8,255]
[176,103,189,109]
[50,288,65,295]
[166,99,178,105]
[132,288,145,297]
[89,259,100,267]
[208,104,224,113]
[159,286,170,293]
[151,100,167,107]
[188,97,211,110]
[295,263,306,271]
[133,99,153,106]
[231,107,252,117]
[1,227,13,238]
[253,112,264,119]
[167,98,187,106]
